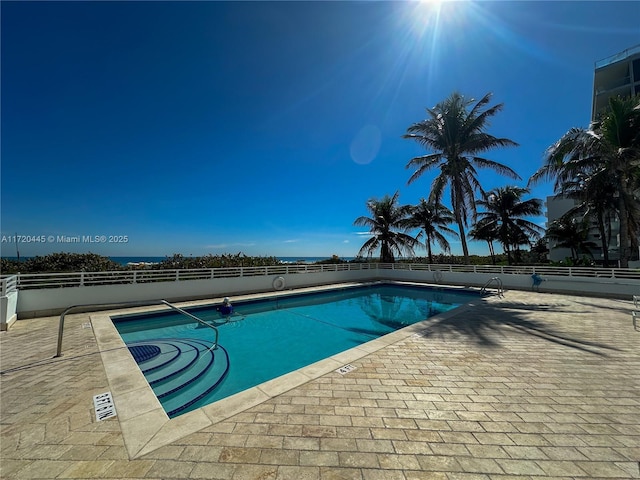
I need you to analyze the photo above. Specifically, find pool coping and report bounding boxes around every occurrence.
[92,281,482,459]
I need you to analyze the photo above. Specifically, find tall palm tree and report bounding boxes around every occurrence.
[530,95,640,267]
[407,199,458,264]
[475,186,544,265]
[403,92,520,264]
[546,216,597,263]
[468,219,499,265]
[354,191,418,263]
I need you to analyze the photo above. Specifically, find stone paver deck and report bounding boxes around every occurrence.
[1,287,639,479]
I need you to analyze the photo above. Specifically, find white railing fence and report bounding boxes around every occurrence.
[2,263,640,290]
[378,264,640,279]
[4,264,371,289]
[1,275,18,296]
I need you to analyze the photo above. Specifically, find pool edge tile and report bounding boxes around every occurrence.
[135,408,212,458]
[201,387,270,424]
[256,370,310,398]
[329,345,370,365]
[297,356,344,378]
[119,408,170,459]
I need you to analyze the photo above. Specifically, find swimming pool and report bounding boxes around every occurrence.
[112,283,479,417]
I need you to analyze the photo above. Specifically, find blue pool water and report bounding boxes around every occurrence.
[113,284,478,417]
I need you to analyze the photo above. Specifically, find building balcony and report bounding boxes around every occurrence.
[594,76,631,95]
[595,44,640,69]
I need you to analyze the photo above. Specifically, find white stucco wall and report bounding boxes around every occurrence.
[16,270,378,318]
[382,269,640,298]
[1,291,18,330]
[14,267,640,319]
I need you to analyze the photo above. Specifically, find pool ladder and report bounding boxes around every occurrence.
[55,299,219,358]
[481,277,504,297]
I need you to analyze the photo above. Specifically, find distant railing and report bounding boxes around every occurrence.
[2,263,640,291]
[378,263,640,280]
[595,44,640,69]
[2,263,379,290]
[1,275,18,296]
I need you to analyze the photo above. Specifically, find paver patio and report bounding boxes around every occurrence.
[1,288,639,479]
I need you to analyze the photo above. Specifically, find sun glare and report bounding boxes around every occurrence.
[418,0,445,7]
[409,0,444,37]
[401,0,459,96]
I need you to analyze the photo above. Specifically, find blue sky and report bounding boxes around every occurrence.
[1,1,638,259]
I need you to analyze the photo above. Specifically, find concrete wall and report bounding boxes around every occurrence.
[16,270,378,318]
[13,267,640,320]
[1,291,18,330]
[383,268,640,298]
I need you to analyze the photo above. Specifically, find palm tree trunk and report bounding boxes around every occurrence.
[596,212,610,267]
[381,242,390,263]
[452,181,470,264]
[454,214,469,264]
[426,240,433,264]
[487,241,496,265]
[618,197,630,268]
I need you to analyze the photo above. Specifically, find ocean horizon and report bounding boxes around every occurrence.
[3,256,356,266]
[109,256,355,266]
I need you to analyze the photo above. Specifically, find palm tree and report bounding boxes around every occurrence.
[546,216,597,263]
[468,219,499,265]
[403,92,520,264]
[560,172,618,266]
[529,237,550,264]
[530,95,640,267]
[474,186,544,265]
[407,199,458,264]
[353,191,418,263]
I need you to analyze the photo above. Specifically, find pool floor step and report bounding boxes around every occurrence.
[161,345,230,417]
[129,341,181,374]
[126,338,230,418]
[128,339,201,384]
[146,341,202,385]
[153,344,214,398]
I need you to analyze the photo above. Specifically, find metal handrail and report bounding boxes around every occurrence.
[481,277,503,297]
[55,299,218,358]
[160,300,219,350]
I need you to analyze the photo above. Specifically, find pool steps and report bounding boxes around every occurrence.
[162,346,229,416]
[138,342,182,376]
[127,338,230,417]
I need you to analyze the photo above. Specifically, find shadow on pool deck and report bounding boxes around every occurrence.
[413,301,621,355]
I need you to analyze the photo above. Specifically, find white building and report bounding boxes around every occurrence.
[545,195,620,263]
[592,44,640,121]
[545,45,639,264]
